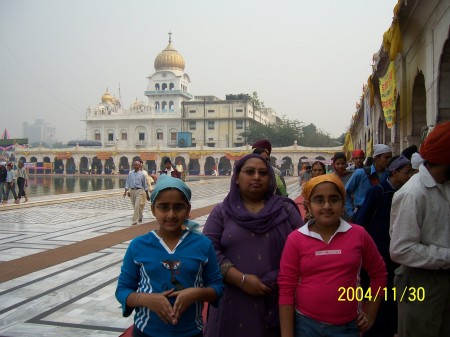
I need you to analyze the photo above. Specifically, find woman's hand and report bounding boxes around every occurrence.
[241,274,271,296]
[141,289,175,324]
[356,311,374,332]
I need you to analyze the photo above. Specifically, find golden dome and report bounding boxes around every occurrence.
[101,89,113,103]
[154,33,185,71]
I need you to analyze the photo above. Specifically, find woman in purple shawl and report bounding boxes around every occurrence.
[203,154,303,337]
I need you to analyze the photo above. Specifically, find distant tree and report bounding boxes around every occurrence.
[336,133,345,145]
[242,118,342,148]
[270,117,303,147]
[250,91,265,111]
[243,92,342,147]
[298,123,338,147]
[240,116,303,147]
[240,121,272,145]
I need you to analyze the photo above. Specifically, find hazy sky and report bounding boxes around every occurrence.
[0,0,397,142]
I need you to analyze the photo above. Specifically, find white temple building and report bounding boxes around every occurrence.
[85,33,279,150]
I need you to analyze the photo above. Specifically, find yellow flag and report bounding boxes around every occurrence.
[379,61,397,128]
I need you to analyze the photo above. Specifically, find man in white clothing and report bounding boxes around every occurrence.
[390,121,450,337]
[138,159,154,220]
[123,161,150,225]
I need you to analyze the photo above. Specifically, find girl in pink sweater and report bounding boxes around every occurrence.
[278,175,386,337]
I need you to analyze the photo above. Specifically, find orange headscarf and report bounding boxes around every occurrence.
[302,174,346,201]
[420,122,450,165]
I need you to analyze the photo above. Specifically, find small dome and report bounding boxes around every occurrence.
[101,89,113,103]
[130,98,144,109]
[154,33,185,71]
[113,96,121,107]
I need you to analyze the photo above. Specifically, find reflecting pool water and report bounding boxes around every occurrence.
[24,175,127,198]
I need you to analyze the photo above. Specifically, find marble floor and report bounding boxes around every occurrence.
[0,177,300,337]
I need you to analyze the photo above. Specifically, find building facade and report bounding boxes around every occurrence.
[16,33,342,176]
[344,0,450,156]
[23,119,56,145]
[85,33,278,150]
[14,142,342,176]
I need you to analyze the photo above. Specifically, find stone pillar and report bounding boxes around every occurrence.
[199,157,206,175]
[113,155,119,174]
[292,155,299,176]
[72,156,79,173]
[155,154,162,173]
[103,159,108,174]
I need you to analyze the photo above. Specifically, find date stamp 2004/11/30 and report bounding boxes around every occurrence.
[337,286,425,302]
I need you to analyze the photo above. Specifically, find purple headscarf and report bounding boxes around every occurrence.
[222,154,290,234]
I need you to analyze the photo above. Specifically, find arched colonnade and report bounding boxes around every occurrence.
[15,145,342,177]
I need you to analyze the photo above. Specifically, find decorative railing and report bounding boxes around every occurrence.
[144,90,193,99]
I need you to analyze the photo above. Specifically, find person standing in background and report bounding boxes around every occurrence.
[161,158,181,179]
[400,144,418,160]
[331,152,352,186]
[138,159,154,220]
[123,161,150,226]
[410,152,424,175]
[352,149,366,170]
[176,161,186,181]
[4,162,19,204]
[302,161,326,222]
[16,160,29,203]
[344,144,392,220]
[354,155,413,337]
[0,162,7,204]
[310,161,326,178]
[299,164,312,188]
[252,139,287,195]
[390,122,450,337]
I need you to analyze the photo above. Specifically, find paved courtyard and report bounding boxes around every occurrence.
[0,177,300,337]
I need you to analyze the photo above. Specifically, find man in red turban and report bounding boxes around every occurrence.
[352,149,365,169]
[390,121,450,337]
[420,121,450,166]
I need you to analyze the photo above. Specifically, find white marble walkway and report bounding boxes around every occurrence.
[0,177,300,337]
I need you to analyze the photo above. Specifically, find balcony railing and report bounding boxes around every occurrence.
[135,140,147,147]
[154,109,176,113]
[145,90,193,99]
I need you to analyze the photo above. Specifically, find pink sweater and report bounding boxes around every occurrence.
[278,222,387,325]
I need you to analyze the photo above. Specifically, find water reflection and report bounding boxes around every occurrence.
[26,175,127,198]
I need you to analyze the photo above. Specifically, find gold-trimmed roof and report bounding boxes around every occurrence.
[154,33,185,71]
[101,89,113,103]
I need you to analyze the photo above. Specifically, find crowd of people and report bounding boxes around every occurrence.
[116,121,450,337]
[0,160,29,205]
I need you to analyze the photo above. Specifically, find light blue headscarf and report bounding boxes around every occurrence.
[151,174,191,204]
[150,175,200,232]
